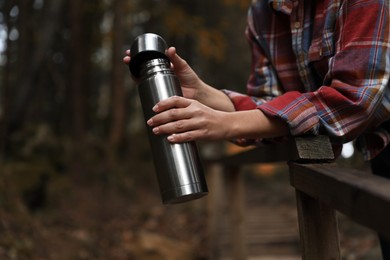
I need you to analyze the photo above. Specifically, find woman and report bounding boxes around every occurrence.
[124,0,390,257]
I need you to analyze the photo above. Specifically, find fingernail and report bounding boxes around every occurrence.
[147,119,153,126]
[152,105,159,112]
[152,127,159,134]
[167,134,175,142]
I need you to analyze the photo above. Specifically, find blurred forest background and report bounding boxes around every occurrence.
[0,0,252,259]
[0,0,381,259]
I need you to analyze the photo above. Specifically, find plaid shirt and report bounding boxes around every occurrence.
[223,0,390,159]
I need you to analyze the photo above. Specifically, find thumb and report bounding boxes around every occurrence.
[166,47,189,73]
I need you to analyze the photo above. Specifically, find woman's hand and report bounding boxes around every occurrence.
[147,96,290,143]
[124,47,236,112]
[146,96,231,143]
[123,47,204,100]
[165,47,205,100]
[124,48,289,143]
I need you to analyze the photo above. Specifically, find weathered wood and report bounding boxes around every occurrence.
[207,135,390,259]
[295,190,341,260]
[290,162,390,240]
[207,164,226,260]
[227,166,247,260]
[293,135,334,162]
[216,142,297,166]
[213,135,334,166]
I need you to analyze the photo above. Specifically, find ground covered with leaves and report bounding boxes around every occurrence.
[0,154,382,259]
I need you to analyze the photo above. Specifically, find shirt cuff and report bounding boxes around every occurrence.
[258,91,320,136]
[221,89,260,110]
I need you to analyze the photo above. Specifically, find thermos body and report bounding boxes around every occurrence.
[129,34,208,204]
[138,69,207,204]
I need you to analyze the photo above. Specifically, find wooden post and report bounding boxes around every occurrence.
[207,163,226,260]
[290,162,390,241]
[208,135,390,259]
[227,165,247,260]
[295,190,341,260]
[290,135,340,259]
[208,135,337,259]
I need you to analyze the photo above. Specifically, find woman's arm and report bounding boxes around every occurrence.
[147,96,289,143]
[124,48,289,143]
[124,48,236,112]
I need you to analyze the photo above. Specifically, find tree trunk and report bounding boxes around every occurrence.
[69,0,87,143]
[107,0,127,163]
[9,0,65,130]
[0,1,13,161]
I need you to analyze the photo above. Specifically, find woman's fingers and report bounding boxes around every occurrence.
[147,97,193,127]
[152,96,191,113]
[166,47,195,77]
[167,131,200,143]
[123,49,131,64]
[166,47,185,70]
[146,96,229,143]
[152,118,193,135]
[123,56,130,64]
[147,96,204,137]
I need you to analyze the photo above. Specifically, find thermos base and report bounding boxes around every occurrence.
[161,183,208,204]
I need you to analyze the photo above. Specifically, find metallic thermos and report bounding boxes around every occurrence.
[129,33,208,204]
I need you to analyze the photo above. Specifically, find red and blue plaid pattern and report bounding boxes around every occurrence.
[223,0,390,159]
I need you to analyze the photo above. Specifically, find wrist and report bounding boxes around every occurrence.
[192,80,209,102]
[226,109,289,140]
[196,83,236,112]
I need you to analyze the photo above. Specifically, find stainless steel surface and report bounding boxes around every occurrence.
[129,34,208,204]
[139,58,171,81]
[130,33,167,57]
[129,33,169,78]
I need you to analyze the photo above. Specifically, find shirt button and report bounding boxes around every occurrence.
[294,22,301,29]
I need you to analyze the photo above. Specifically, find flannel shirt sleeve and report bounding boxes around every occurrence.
[225,0,390,146]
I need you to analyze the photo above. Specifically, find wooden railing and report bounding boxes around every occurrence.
[206,135,390,259]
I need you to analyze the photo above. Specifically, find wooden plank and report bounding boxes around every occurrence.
[290,162,390,240]
[295,190,341,260]
[294,136,334,162]
[212,135,334,166]
[217,141,297,165]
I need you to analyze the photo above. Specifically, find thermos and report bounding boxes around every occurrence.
[128,33,208,204]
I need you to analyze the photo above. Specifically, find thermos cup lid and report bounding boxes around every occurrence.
[129,33,169,78]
